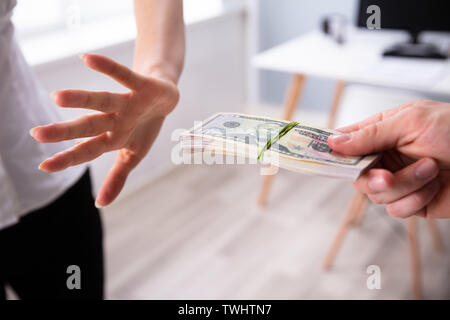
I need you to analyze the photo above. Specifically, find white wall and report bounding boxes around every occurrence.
[31,11,247,200]
[257,0,357,111]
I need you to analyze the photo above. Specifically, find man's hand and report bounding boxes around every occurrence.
[328,100,450,219]
[30,54,180,207]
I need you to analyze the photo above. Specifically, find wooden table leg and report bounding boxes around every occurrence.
[257,74,306,207]
[351,195,369,226]
[322,80,359,270]
[327,80,346,129]
[323,191,366,270]
[258,174,276,207]
[426,219,444,252]
[407,216,422,299]
[281,74,306,120]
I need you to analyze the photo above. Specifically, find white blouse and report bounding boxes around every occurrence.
[0,0,86,229]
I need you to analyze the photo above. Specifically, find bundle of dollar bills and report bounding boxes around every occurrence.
[180,113,379,180]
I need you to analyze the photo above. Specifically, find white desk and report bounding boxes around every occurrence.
[252,30,450,96]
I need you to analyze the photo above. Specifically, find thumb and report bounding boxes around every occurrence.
[328,116,401,156]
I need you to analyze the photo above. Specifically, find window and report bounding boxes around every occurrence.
[13,0,238,66]
[13,0,231,40]
[13,0,133,39]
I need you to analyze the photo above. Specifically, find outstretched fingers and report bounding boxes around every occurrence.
[30,113,116,142]
[81,53,147,90]
[95,150,140,207]
[39,133,112,172]
[52,89,129,113]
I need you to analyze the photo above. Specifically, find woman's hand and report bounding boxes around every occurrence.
[30,53,180,207]
[328,100,450,219]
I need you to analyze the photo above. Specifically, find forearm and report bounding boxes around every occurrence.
[133,0,185,84]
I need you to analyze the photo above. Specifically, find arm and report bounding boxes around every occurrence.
[133,0,185,84]
[30,0,186,207]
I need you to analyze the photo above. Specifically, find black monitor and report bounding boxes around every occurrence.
[357,0,450,59]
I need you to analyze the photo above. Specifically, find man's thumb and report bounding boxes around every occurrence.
[328,118,400,156]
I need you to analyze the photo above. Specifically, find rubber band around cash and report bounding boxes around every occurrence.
[257,121,299,161]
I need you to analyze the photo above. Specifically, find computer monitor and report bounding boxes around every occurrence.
[356,0,450,59]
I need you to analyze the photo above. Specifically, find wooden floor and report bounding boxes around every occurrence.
[103,164,450,299]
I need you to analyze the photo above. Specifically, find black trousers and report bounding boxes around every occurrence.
[0,169,104,299]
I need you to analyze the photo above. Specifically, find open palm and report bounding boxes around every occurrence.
[30,54,180,207]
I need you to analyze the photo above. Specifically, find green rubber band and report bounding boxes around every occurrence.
[257,121,299,161]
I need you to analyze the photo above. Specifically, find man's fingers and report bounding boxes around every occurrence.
[329,102,418,155]
[52,89,129,113]
[385,179,440,219]
[30,113,116,142]
[81,53,146,90]
[353,168,395,195]
[328,114,401,156]
[95,150,140,207]
[337,112,386,134]
[38,134,111,172]
[356,158,439,204]
[336,102,413,134]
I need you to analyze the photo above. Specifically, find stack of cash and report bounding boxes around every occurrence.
[180,113,379,180]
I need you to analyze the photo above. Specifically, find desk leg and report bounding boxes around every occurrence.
[281,74,306,120]
[427,219,444,252]
[322,191,366,270]
[327,80,346,129]
[351,193,369,226]
[258,74,306,207]
[407,216,422,299]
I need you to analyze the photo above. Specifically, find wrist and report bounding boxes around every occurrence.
[134,62,180,86]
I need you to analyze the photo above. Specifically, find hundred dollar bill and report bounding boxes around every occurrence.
[180,113,380,180]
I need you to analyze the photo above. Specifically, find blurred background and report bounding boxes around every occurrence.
[11,0,450,299]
